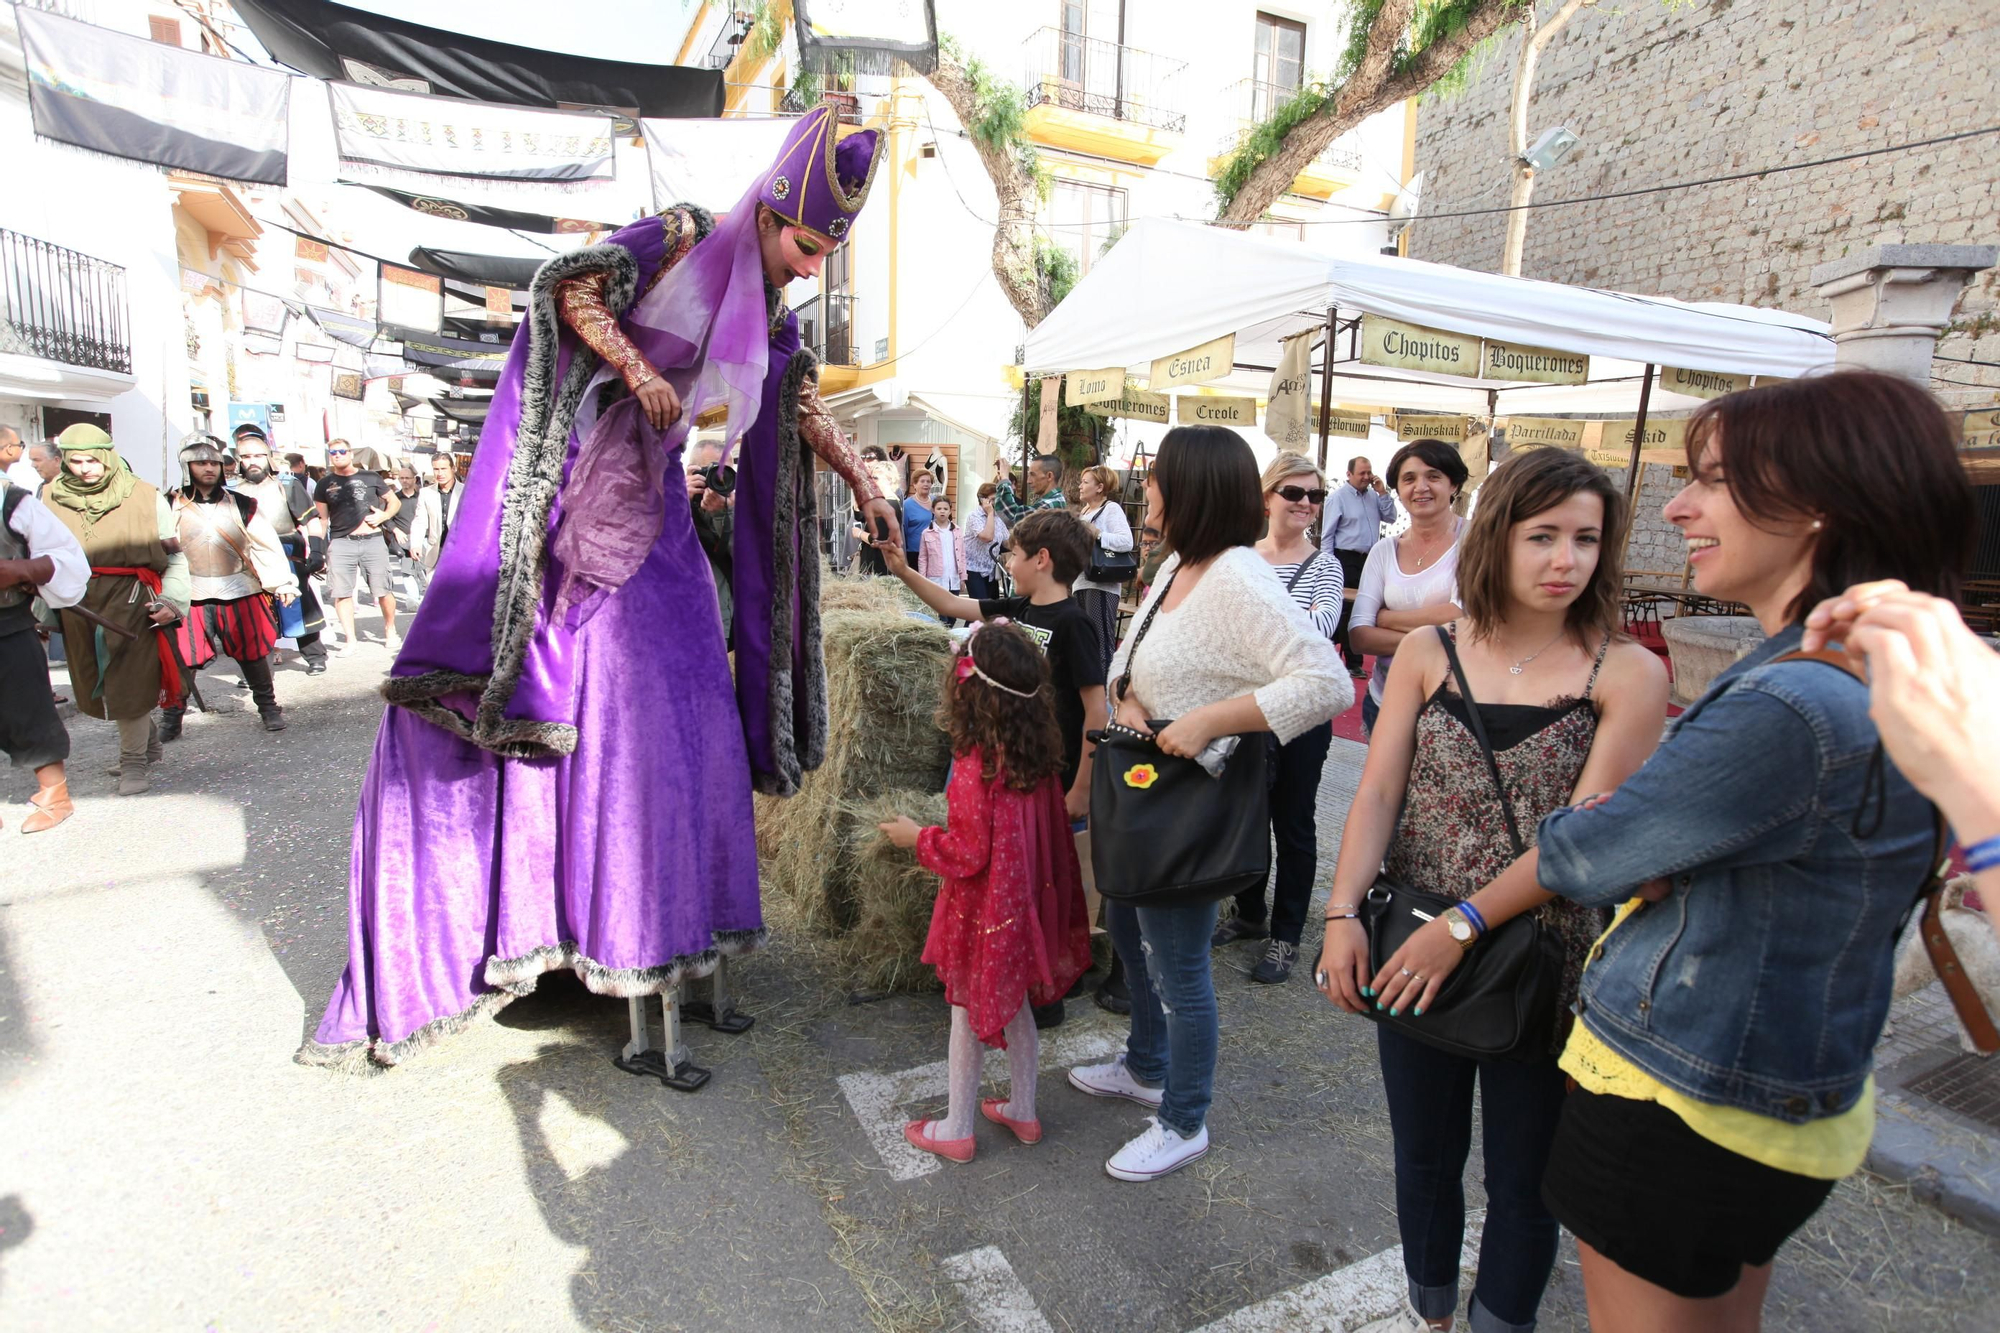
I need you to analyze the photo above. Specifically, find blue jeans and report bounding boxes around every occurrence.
[1361,689,1380,737]
[1376,1023,1568,1332]
[1103,899,1219,1137]
[1232,722,1332,944]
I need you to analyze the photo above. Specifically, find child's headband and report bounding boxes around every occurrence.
[955,619,1041,699]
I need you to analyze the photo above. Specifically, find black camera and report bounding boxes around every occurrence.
[695,462,736,496]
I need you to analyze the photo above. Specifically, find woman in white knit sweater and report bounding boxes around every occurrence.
[1068,426,1351,1182]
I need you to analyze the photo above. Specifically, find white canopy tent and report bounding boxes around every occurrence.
[1022,218,1836,420]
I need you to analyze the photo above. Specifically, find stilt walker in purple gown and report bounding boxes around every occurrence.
[301,105,898,1071]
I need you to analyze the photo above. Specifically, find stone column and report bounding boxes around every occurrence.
[1807,243,1997,383]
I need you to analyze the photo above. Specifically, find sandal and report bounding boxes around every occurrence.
[902,1119,974,1164]
[979,1098,1042,1145]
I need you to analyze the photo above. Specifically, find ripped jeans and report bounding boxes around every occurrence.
[1103,899,1221,1137]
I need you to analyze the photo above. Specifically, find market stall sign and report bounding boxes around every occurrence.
[1176,394,1257,427]
[1037,376,1061,455]
[1661,366,1750,399]
[1501,417,1586,449]
[1319,409,1373,440]
[1394,413,1469,441]
[1085,388,1171,424]
[1150,333,1235,390]
[1065,368,1125,407]
[1264,332,1315,450]
[1963,408,2000,450]
[1361,315,1478,376]
[1482,340,1588,386]
[1586,417,1689,468]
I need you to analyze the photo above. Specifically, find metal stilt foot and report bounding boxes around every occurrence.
[682,955,755,1034]
[612,989,711,1091]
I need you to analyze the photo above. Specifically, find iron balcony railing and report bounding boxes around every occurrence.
[1022,27,1187,135]
[0,228,132,375]
[1214,78,1363,173]
[795,292,859,367]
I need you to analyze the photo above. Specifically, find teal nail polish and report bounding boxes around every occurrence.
[1374,1002,1384,1011]
[1389,1007,1400,1017]
[1413,1007,1424,1017]
[1362,986,1374,997]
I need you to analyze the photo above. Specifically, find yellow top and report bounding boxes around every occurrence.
[1557,900,1874,1181]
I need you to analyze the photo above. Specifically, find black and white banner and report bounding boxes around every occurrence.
[330,82,617,203]
[19,7,292,185]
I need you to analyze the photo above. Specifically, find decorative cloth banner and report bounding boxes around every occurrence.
[395,332,511,376]
[406,247,545,289]
[1037,377,1062,456]
[1586,417,1690,469]
[1175,395,1256,428]
[379,265,442,335]
[1394,413,1469,441]
[1318,409,1374,440]
[1065,369,1124,407]
[1500,417,1586,450]
[330,83,616,203]
[19,7,292,186]
[306,305,376,350]
[1660,366,1750,399]
[641,118,798,215]
[1150,333,1234,390]
[794,0,940,75]
[1084,389,1170,424]
[1480,339,1588,386]
[1362,315,1479,377]
[241,289,290,335]
[1265,331,1314,451]
[360,186,611,234]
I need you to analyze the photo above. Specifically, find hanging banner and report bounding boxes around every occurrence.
[1361,315,1479,377]
[406,247,544,289]
[1481,339,1588,386]
[362,186,614,234]
[1065,369,1124,407]
[1264,332,1314,451]
[1587,418,1690,468]
[643,117,800,216]
[1085,389,1171,424]
[19,7,292,186]
[331,83,618,207]
[1176,395,1257,428]
[1036,377,1061,456]
[485,286,514,320]
[1150,333,1235,391]
[1394,414,1469,442]
[331,371,365,401]
[1661,366,1750,399]
[1501,417,1586,450]
[241,289,288,335]
[295,236,329,263]
[379,265,443,335]
[1962,408,2000,450]
[793,0,941,75]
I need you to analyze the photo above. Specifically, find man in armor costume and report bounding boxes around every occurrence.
[164,436,299,736]
[231,424,329,675]
[303,104,899,1070]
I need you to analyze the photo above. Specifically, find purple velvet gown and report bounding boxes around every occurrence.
[305,211,814,1069]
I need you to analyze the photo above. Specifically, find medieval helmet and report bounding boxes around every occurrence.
[178,432,229,487]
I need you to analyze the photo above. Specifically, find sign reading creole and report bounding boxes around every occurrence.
[1482,340,1588,386]
[1151,333,1235,390]
[1501,417,1586,450]
[1085,388,1171,424]
[1065,368,1124,407]
[1661,366,1750,400]
[1395,413,1468,442]
[1176,395,1257,427]
[1362,315,1479,376]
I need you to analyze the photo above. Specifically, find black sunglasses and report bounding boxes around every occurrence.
[1276,485,1327,504]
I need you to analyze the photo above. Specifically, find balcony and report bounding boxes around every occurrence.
[796,292,859,366]
[1021,28,1185,165]
[0,228,131,376]
[1209,79,1365,199]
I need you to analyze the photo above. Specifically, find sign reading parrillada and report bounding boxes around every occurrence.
[1065,368,1124,407]
[1661,366,1750,399]
[1482,340,1588,385]
[1151,333,1235,390]
[1175,395,1257,426]
[1084,388,1171,424]
[1361,315,1480,375]
[1501,417,1586,449]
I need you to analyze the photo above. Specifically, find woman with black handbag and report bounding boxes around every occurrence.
[1067,425,1348,1182]
[1316,448,1668,1332]
[1072,464,1135,673]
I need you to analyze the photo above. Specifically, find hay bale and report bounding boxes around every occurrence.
[835,791,950,994]
[816,574,913,613]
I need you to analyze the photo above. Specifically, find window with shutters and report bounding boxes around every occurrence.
[148,15,183,46]
[1251,13,1307,120]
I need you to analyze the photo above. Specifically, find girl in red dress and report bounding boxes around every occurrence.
[878,620,1094,1164]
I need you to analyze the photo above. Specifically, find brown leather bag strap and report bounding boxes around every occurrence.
[1773,649,2000,1053]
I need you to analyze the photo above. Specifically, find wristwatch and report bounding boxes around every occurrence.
[1443,907,1477,952]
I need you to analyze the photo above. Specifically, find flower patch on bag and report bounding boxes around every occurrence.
[1123,763,1159,789]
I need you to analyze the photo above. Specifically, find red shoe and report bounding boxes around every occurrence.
[980,1098,1042,1145]
[903,1119,974,1163]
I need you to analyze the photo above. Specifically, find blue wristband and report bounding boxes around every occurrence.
[1965,833,2000,874]
[1458,901,1489,937]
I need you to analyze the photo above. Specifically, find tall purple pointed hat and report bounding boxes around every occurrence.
[756,102,882,243]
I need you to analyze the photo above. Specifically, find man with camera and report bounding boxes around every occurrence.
[687,438,735,637]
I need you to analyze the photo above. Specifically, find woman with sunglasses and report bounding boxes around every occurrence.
[1211,453,1345,984]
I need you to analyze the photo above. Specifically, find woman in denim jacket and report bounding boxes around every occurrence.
[1362,371,1976,1330]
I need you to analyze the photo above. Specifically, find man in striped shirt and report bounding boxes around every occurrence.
[993,455,1068,523]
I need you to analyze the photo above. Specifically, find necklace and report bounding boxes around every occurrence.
[1405,521,1452,571]
[1504,629,1568,675]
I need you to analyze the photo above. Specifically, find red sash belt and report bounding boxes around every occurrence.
[89,564,183,708]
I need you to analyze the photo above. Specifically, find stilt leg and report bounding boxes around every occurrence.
[611,989,711,1092]
[683,955,756,1034]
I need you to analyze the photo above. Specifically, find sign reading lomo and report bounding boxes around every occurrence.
[1395,413,1468,442]
[379,264,443,334]
[1065,368,1124,407]
[1502,417,1586,450]
[1361,315,1479,376]
[1482,340,1588,386]
[1175,395,1257,427]
[1661,366,1750,400]
[1150,333,1235,390]
[1085,388,1171,424]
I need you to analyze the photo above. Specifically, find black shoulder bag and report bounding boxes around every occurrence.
[1088,568,1271,908]
[1084,504,1140,585]
[1357,626,1564,1061]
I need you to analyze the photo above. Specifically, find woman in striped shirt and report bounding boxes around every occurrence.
[1211,452,1345,984]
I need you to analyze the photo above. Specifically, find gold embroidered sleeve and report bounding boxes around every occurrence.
[555,269,657,393]
[797,377,879,503]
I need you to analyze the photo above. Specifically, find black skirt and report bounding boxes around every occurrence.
[0,627,69,770]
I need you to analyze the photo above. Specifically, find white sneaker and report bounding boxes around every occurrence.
[1351,1301,1451,1332]
[1105,1116,1209,1181]
[383,632,402,653]
[1067,1053,1165,1108]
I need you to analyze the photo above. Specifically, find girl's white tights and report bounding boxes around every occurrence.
[934,1001,1038,1140]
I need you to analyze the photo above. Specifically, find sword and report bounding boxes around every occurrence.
[160,619,208,713]
[57,601,139,641]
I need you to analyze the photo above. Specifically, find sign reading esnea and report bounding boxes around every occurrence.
[1175,395,1257,427]
[1362,315,1479,376]
[1150,333,1235,390]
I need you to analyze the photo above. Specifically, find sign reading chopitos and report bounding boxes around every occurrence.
[1395,414,1469,441]
[1065,368,1124,407]
[1660,366,1751,399]
[1586,417,1690,468]
[1482,340,1589,385]
[1150,333,1235,390]
[1085,388,1171,424]
[1175,395,1257,427]
[1501,417,1587,450]
[1362,315,1480,376]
